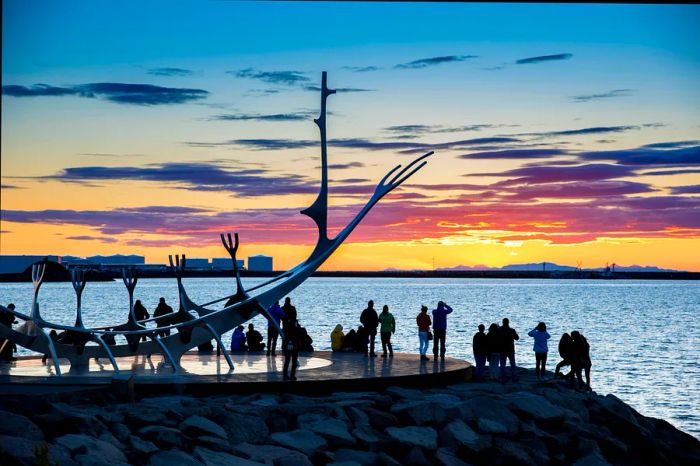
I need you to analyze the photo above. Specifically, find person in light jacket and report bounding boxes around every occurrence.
[378,305,396,358]
[528,322,551,379]
[331,324,345,352]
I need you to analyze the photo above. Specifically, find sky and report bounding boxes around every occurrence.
[2,1,700,271]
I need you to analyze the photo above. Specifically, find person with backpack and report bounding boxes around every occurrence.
[432,301,453,361]
[555,333,573,378]
[416,305,432,361]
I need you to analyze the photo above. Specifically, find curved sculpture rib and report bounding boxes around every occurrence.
[0,71,433,375]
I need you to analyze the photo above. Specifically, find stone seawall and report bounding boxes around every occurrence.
[1,369,699,466]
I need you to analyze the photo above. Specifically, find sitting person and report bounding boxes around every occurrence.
[197,340,214,352]
[342,328,357,352]
[331,324,345,352]
[230,325,247,352]
[354,325,369,354]
[299,326,314,352]
[246,323,266,352]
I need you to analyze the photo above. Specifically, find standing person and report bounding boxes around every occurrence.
[153,297,174,337]
[416,305,432,361]
[432,301,453,361]
[498,318,519,382]
[570,331,592,390]
[360,300,379,357]
[472,324,488,380]
[555,333,573,378]
[266,301,285,356]
[331,324,345,352]
[281,297,297,332]
[133,300,150,342]
[486,323,500,380]
[528,322,551,379]
[283,319,302,381]
[378,305,396,358]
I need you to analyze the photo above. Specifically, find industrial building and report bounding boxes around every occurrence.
[0,255,60,274]
[247,255,273,271]
[211,258,245,270]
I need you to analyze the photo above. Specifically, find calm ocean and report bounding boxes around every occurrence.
[2,277,699,438]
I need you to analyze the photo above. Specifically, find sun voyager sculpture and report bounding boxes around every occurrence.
[0,72,433,376]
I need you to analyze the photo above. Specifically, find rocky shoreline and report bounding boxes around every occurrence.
[1,368,699,466]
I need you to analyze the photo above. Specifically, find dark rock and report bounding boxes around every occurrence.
[98,431,124,450]
[193,435,233,452]
[110,423,131,443]
[440,420,490,452]
[362,407,398,430]
[333,448,380,466]
[193,446,261,466]
[146,449,204,466]
[129,435,159,456]
[572,439,611,466]
[346,407,370,427]
[425,393,463,408]
[386,426,438,449]
[462,396,519,435]
[221,412,270,444]
[55,434,128,464]
[35,403,104,437]
[435,447,474,466]
[491,437,537,466]
[0,411,44,441]
[377,452,403,466]
[180,415,228,439]
[0,435,42,466]
[138,425,185,449]
[124,408,171,429]
[48,443,79,466]
[385,386,424,399]
[352,426,387,450]
[403,447,431,466]
[506,393,566,424]
[391,400,446,426]
[270,429,327,456]
[232,443,312,466]
[297,415,355,447]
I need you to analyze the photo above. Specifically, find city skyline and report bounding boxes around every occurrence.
[2,2,700,271]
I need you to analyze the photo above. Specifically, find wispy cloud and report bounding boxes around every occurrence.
[66,235,118,243]
[577,145,700,166]
[342,66,380,73]
[395,55,477,69]
[460,149,568,159]
[516,53,573,65]
[467,163,637,184]
[670,185,700,194]
[517,125,658,139]
[2,83,209,105]
[328,162,366,170]
[147,67,193,77]
[571,89,634,103]
[208,110,315,122]
[231,68,310,85]
[302,85,373,93]
[1,184,23,189]
[78,153,145,158]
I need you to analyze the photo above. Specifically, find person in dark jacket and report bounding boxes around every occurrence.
[132,300,150,342]
[153,297,174,337]
[416,305,432,361]
[283,319,302,380]
[281,297,297,330]
[472,324,488,380]
[432,301,454,361]
[360,300,379,357]
[355,325,369,354]
[0,304,18,363]
[299,326,314,352]
[342,328,357,352]
[246,323,265,352]
[555,333,573,378]
[266,301,285,356]
[498,318,519,382]
[486,323,500,380]
[570,331,592,390]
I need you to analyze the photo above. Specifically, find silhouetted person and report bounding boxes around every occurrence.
[299,326,313,352]
[528,322,551,379]
[331,324,345,352]
[555,333,573,377]
[472,324,487,380]
[432,301,453,361]
[246,323,265,352]
[281,297,297,332]
[570,331,591,390]
[416,305,431,361]
[499,318,519,382]
[378,305,395,358]
[134,300,149,321]
[355,325,369,354]
[230,325,247,352]
[283,319,302,381]
[0,303,16,326]
[486,323,500,380]
[360,300,379,357]
[266,301,285,356]
[153,297,174,337]
[197,340,214,352]
[342,328,356,352]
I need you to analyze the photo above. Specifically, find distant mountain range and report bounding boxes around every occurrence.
[433,262,681,272]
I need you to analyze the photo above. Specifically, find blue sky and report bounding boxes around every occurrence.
[2,1,700,271]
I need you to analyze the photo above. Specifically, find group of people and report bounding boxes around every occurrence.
[471,319,592,389]
[331,301,397,357]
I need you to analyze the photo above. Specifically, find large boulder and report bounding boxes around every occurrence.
[221,412,270,444]
[297,415,355,447]
[270,429,327,457]
[461,396,519,436]
[434,448,473,466]
[440,420,491,452]
[193,446,262,466]
[180,415,227,439]
[362,407,398,430]
[232,443,312,466]
[55,433,128,464]
[505,393,566,424]
[391,400,446,426]
[138,425,185,449]
[124,408,171,429]
[35,403,104,437]
[0,411,44,441]
[146,450,204,466]
[352,426,388,450]
[0,435,43,466]
[386,426,438,450]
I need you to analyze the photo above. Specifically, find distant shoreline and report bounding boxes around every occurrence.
[1,269,699,282]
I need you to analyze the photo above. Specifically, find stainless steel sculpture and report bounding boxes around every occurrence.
[0,72,433,375]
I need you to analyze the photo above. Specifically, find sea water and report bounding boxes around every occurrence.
[1,277,699,438]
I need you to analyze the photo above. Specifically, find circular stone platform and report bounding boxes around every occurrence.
[0,351,471,396]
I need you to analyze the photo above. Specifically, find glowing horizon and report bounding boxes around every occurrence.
[2,2,699,271]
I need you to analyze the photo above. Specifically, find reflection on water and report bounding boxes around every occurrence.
[1,277,698,437]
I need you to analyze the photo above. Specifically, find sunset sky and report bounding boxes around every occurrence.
[2,1,700,271]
